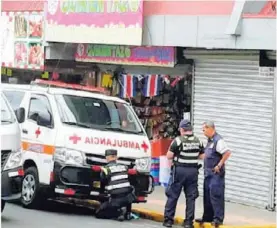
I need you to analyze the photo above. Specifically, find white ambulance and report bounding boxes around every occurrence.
[1,91,24,212]
[2,80,154,209]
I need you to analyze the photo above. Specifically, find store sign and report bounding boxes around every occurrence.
[75,44,175,67]
[1,11,44,70]
[45,0,143,45]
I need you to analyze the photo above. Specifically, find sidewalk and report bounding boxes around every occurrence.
[133,186,276,227]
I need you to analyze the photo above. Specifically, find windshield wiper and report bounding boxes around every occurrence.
[104,126,143,134]
[1,120,13,123]
[62,121,91,129]
[104,126,125,132]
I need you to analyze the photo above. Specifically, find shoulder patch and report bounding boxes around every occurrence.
[175,137,182,146]
[188,136,195,141]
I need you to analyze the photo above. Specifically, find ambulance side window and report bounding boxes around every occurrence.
[28,94,53,127]
[3,90,25,111]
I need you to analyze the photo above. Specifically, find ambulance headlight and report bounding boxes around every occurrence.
[54,148,84,166]
[4,149,22,171]
[135,157,151,173]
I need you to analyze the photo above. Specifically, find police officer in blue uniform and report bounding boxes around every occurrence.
[163,119,204,228]
[95,149,136,221]
[195,121,231,228]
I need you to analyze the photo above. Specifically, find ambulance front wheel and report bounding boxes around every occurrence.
[21,166,46,209]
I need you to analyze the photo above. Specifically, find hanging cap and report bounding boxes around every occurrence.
[179,119,192,131]
[105,149,118,156]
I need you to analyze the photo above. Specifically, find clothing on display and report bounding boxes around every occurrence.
[142,74,163,97]
[101,72,113,88]
[102,72,190,140]
[73,67,192,140]
[119,74,138,99]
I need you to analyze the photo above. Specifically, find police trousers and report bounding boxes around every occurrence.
[202,172,225,223]
[95,192,135,219]
[164,166,199,225]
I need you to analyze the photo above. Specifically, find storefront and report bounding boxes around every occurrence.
[184,49,277,210]
[69,44,193,142]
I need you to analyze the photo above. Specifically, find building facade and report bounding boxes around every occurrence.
[1,0,276,210]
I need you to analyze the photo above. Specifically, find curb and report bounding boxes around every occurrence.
[132,207,276,228]
[85,200,276,228]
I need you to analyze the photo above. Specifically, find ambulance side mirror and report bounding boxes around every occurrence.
[15,107,25,124]
[37,111,53,128]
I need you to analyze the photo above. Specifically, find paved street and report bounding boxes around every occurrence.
[2,202,162,228]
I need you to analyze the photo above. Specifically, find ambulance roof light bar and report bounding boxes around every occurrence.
[32,79,107,94]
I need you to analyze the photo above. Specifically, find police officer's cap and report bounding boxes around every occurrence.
[105,149,118,156]
[179,119,192,131]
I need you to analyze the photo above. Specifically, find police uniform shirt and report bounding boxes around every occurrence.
[169,135,204,167]
[101,162,131,196]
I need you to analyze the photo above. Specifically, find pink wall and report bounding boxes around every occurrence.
[2,0,274,19]
[144,0,276,18]
[143,1,235,16]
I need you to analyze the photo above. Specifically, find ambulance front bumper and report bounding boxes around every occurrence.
[1,167,24,201]
[52,162,154,203]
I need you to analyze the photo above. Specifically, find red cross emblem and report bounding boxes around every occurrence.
[69,134,81,144]
[35,127,41,138]
[141,141,149,153]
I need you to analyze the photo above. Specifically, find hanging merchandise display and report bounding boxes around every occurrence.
[119,74,138,99]
[101,72,113,89]
[142,74,162,97]
[97,70,191,141]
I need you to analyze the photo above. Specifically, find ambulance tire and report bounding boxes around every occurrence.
[1,200,5,212]
[21,166,46,209]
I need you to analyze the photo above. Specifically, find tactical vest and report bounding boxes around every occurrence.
[204,133,224,176]
[174,135,201,167]
[104,162,131,196]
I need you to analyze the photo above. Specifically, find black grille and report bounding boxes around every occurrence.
[1,150,11,170]
[85,154,135,168]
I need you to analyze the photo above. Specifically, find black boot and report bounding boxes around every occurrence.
[116,208,125,222]
[195,218,213,224]
[125,212,132,221]
[117,215,125,222]
[212,220,223,228]
[163,219,173,228]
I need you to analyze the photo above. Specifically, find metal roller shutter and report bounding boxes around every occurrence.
[185,49,276,209]
[266,51,277,210]
[267,51,277,211]
[273,68,277,211]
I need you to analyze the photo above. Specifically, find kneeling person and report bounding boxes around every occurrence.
[95,149,136,221]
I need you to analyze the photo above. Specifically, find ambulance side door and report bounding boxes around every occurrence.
[22,92,57,185]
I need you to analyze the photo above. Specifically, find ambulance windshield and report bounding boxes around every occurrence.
[1,93,15,124]
[55,94,144,135]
